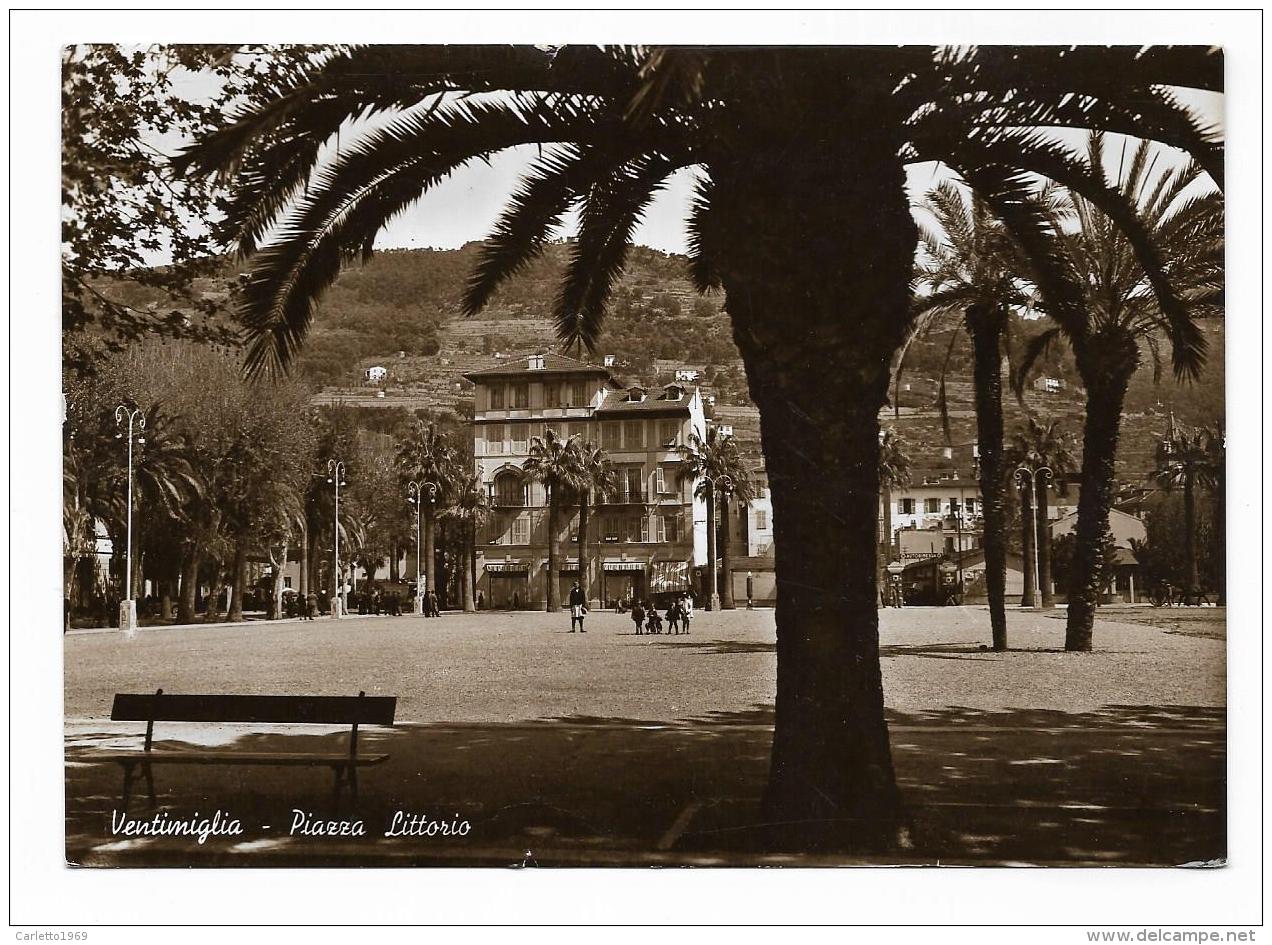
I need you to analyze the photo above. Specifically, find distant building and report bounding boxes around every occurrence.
[364,365,387,383]
[463,352,708,608]
[1032,376,1064,394]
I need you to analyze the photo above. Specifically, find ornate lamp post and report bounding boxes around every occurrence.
[327,459,347,618]
[1013,464,1053,611]
[708,473,733,611]
[115,405,145,637]
[407,480,438,614]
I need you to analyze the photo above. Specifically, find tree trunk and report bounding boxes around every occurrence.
[578,499,591,604]
[709,83,914,850]
[1037,483,1055,608]
[227,538,248,622]
[469,521,479,611]
[1020,480,1037,608]
[966,306,1009,649]
[545,487,560,611]
[389,541,400,583]
[177,547,200,624]
[878,485,893,606]
[1066,337,1138,651]
[274,542,288,619]
[160,580,174,622]
[298,522,309,598]
[720,493,736,608]
[705,485,717,609]
[1213,467,1225,605]
[1183,473,1199,594]
[424,505,436,600]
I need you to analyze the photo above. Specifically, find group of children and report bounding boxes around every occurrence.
[629,592,695,636]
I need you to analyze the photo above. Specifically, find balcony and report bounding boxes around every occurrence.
[490,493,529,508]
[600,490,649,505]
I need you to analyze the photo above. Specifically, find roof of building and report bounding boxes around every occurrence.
[461,351,613,381]
[594,386,696,416]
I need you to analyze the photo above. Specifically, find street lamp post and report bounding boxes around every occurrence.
[407,480,438,614]
[708,473,733,611]
[328,459,347,618]
[1013,465,1053,611]
[115,405,145,637]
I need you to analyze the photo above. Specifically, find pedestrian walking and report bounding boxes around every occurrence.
[305,592,318,621]
[681,592,694,633]
[568,581,587,632]
[645,604,663,635]
[427,589,440,617]
[630,599,646,635]
[665,599,681,635]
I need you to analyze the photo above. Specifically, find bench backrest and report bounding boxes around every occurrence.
[110,692,396,726]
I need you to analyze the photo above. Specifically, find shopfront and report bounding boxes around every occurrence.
[601,561,645,607]
[485,562,529,609]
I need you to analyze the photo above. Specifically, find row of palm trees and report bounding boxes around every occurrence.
[179,44,1224,850]
[901,134,1222,650]
[521,424,754,611]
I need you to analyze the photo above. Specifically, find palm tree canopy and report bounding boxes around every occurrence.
[877,429,914,490]
[521,427,586,500]
[396,420,457,498]
[1015,133,1224,389]
[1153,423,1220,494]
[1007,414,1078,476]
[676,426,756,502]
[176,45,1223,377]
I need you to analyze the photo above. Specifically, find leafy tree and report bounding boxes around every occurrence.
[522,428,585,611]
[440,471,490,612]
[1007,415,1078,608]
[180,44,1223,850]
[1014,134,1223,650]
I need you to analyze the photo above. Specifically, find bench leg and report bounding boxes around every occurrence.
[120,761,136,812]
[331,765,346,812]
[143,761,156,808]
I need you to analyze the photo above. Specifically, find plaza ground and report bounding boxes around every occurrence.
[64,605,1226,866]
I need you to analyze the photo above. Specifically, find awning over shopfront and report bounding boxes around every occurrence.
[603,561,644,572]
[649,560,690,592]
[485,562,528,573]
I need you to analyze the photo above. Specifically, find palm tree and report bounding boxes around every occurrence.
[522,428,584,611]
[909,184,1035,648]
[182,44,1222,849]
[1206,421,1226,605]
[1007,415,1078,608]
[676,426,752,609]
[1015,134,1223,650]
[396,420,456,602]
[1152,422,1220,597]
[876,428,913,602]
[441,471,490,613]
[573,442,617,605]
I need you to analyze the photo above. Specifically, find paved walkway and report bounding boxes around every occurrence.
[64,607,1225,866]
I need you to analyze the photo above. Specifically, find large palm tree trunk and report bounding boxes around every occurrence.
[298,523,309,598]
[1067,341,1137,651]
[1019,480,1037,607]
[878,486,893,606]
[545,487,560,611]
[711,96,913,850]
[720,494,736,608]
[463,522,476,613]
[966,306,1009,649]
[1037,483,1055,608]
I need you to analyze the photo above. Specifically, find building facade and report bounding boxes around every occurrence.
[464,353,708,608]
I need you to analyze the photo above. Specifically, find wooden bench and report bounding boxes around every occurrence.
[97,689,396,811]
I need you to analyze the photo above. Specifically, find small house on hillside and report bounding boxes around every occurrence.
[364,365,387,383]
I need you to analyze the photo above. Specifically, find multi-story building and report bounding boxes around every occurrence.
[464,352,708,608]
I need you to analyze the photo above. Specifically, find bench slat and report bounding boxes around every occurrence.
[92,751,390,766]
[110,693,396,726]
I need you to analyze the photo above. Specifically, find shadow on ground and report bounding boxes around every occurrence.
[66,698,1223,867]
